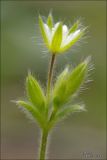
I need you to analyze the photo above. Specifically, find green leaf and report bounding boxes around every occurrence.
[48,104,85,130]
[26,73,46,112]
[39,15,50,47]
[66,57,89,97]
[56,104,85,121]
[68,20,80,35]
[17,100,45,128]
[51,22,62,53]
[53,57,90,109]
[47,13,53,29]
[53,67,69,108]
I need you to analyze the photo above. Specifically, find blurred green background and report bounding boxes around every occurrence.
[1,1,106,159]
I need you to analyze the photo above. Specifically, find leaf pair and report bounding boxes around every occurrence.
[53,57,90,109]
[16,57,90,130]
[47,57,90,128]
[17,73,46,129]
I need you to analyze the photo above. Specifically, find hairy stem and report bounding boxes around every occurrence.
[47,54,56,98]
[46,54,56,116]
[39,54,56,160]
[39,129,48,160]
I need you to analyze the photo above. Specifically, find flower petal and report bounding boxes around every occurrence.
[65,29,81,45]
[63,25,68,36]
[60,29,84,53]
[44,24,52,42]
[61,25,68,44]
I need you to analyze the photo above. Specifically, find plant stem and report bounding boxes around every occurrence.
[39,129,48,160]
[47,54,56,98]
[46,54,56,116]
[39,54,56,160]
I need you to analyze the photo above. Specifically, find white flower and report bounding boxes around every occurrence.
[39,13,86,54]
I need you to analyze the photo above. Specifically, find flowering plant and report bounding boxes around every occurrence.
[16,13,91,160]
[39,13,86,54]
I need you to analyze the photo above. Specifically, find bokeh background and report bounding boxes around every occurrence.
[1,1,106,159]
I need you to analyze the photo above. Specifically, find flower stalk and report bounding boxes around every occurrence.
[39,129,48,160]
[47,54,56,100]
[40,54,56,160]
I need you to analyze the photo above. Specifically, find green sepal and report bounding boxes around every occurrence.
[39,15,49,47]
[17,100,45,128]
[47,13,53,29]
[68,20,80,35]
[26,73,46,113]
[51,22,62,53]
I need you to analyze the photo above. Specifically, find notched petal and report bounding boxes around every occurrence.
[60,29,84,53]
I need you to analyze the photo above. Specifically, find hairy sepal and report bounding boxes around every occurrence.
[47,13,53,29]
[68,20,80,35]
[50,22,62,53]
[39,15,50,47]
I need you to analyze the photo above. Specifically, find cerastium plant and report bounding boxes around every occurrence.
[16,13,91,160]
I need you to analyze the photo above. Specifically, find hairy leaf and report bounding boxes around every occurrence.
[26,73,46,113]
[17,100,45,128]
[56,104,85,120]
[66,57,89,97]
[53,57,90,109]
[53,67,69,107]
[48,104,85,130]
